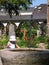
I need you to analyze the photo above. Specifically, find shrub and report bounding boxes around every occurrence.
[17,38,28,48]
[0,36,9,49]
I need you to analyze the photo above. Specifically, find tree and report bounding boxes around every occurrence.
[0,0,33,17]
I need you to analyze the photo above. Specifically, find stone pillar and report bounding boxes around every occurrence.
[0,30,1,36]
[0,30,1,39]
[9,24,15,37]
[38,22,42,36]
[37,30,40,37]
[46,23,49,36]
[47,0,49,36]
[3,23,7,36]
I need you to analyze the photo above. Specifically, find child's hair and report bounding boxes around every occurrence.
[10,41,16,44]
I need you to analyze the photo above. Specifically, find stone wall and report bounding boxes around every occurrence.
[0,48,49,65]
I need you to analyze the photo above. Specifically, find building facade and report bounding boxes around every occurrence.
[0,4,48,37]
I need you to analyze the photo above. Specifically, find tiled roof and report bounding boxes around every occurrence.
[33,4,47,20]
[0,4,47,21]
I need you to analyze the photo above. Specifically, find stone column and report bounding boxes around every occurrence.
[3,23,7,36]
[9,23,15,37]
[38,22,42,37]
[0,30,1,39]
[47,0,49,36]
[0,30,1,37]
[37,29,40,37]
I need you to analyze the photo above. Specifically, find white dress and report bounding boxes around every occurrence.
[7,42,15,49]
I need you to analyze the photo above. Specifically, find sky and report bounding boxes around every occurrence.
[31,0,47,7]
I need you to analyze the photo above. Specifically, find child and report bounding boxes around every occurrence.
[7,35,20,49]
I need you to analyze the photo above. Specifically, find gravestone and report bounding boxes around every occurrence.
[9,24,15,37]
